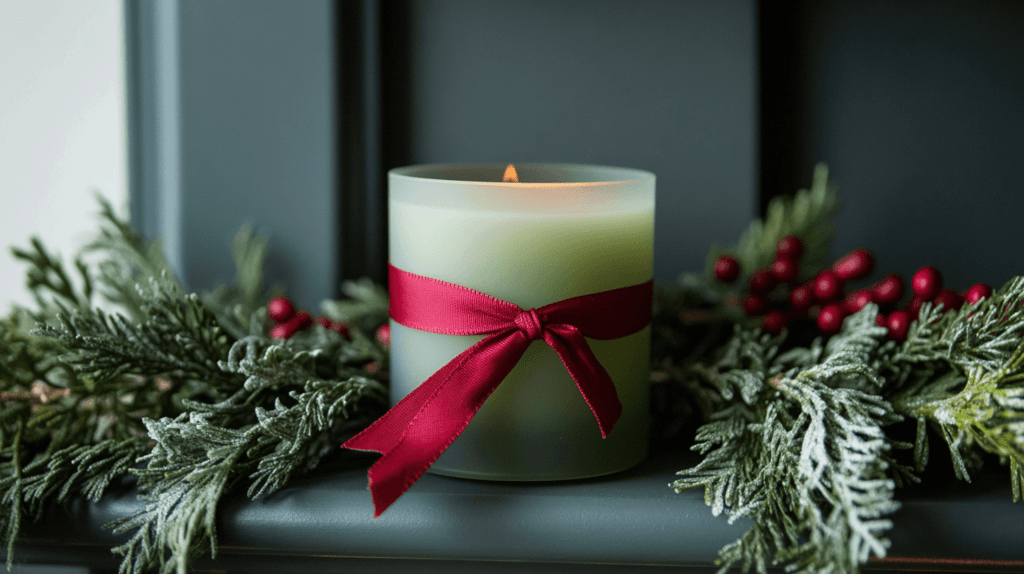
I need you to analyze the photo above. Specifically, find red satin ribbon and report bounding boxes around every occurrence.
[343,263,653,517]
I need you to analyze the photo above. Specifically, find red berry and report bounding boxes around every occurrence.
[817,304,846,335]
[289,311,313,332]
[376,323,391,347]
[907,296,926,319]
[964,283,993,305]
[843,289,874,314]
[748,268,777,294]
[833,249,875,281]
[743,294,769,316]
[911,266,943,301]
[789,284,815,312]
[762,310,787,334]
[776,235,804,261]
[713,255,741,283]
[331,320,351,339]
[269,323,294,340]
[887,310,912,341]
[813,270,845,302]
[267,296,296,323]
[771,258,799,284]
[269,310,310,340]
[314,316,351,339]
[871,274,905,307]
[932,289,962,313]
[876,312,887,327]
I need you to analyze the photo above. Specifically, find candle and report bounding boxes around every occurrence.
[389,163,655,480]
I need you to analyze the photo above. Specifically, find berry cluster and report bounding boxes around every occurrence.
[266,295,349,340]
[714,238,993,341]
[876,266,992,340]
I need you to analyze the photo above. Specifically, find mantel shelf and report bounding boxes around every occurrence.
[10,447,1024,573]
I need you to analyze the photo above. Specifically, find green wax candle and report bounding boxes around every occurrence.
[389,163,655,480]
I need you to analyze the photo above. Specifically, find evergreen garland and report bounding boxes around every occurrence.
[665,166,1023,572]
[0,171,1020,574]
[1,198,388,574]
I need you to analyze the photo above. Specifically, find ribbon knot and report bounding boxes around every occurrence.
[515,308,544,340]
[343,264,653,517]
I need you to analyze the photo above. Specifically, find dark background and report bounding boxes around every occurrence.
[129,0,1024,309]
[762,0,1024,293]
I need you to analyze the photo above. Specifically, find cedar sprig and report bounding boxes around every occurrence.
[1,314,170,569]
[885,277,1024,494]
[108,360,385,574]
[36,279,239,394]
[320,278,390,332]
[108,412,253,574]
[3,196,391,574]
[890,277,1024,374]
[81,195,176,323]
[247,375,387,499]
[9,238,93,318]
[673,307,911,574]
[0,245,165,569]
[200,224,270,340]
[2,199,281,571]
[104,291,386,574]
[700,162,838,287]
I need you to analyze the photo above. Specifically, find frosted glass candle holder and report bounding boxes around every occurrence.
[389,163,655,481]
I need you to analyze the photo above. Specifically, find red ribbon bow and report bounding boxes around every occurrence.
[343,264,653,517]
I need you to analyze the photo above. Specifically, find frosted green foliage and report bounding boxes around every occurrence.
[887,277,1024,496]
[38,279,236,393]
[247,375,386,498]
[9,238,93,318]
[891,277,1024,373]
[0,309,167,569]
[1,198,389,573]
[320,278,390,331]
[701,163,839,287]
[200,224,271,340]
[1,229,175,569]
[107,341,386,574]
[674,276,1024,574]
[673,307,913,574]
[80,195,177,323]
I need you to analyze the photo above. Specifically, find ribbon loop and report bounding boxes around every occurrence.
[343,264,653,517]
[515,308,544,340]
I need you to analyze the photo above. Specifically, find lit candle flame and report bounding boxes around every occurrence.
[502,164,519,183]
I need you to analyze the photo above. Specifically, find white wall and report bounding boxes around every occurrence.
[0,0,128,311]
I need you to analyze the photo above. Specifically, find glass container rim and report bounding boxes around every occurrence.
[389,162,655,188]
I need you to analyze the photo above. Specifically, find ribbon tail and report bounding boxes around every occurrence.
[343,330,530,517]
[543,325,623,438]
[343,359,452,456]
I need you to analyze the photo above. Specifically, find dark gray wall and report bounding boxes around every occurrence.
[129,0,337,309]
[178,0,336,307]
[793,0,1024,290]
[129,0,1024,304]
[396,0,758,280]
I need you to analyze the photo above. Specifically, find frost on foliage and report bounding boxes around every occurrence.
[2,198,390,574]
[673,307,911,574]
[887,276,1024,498]
[673,274,1024,574]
